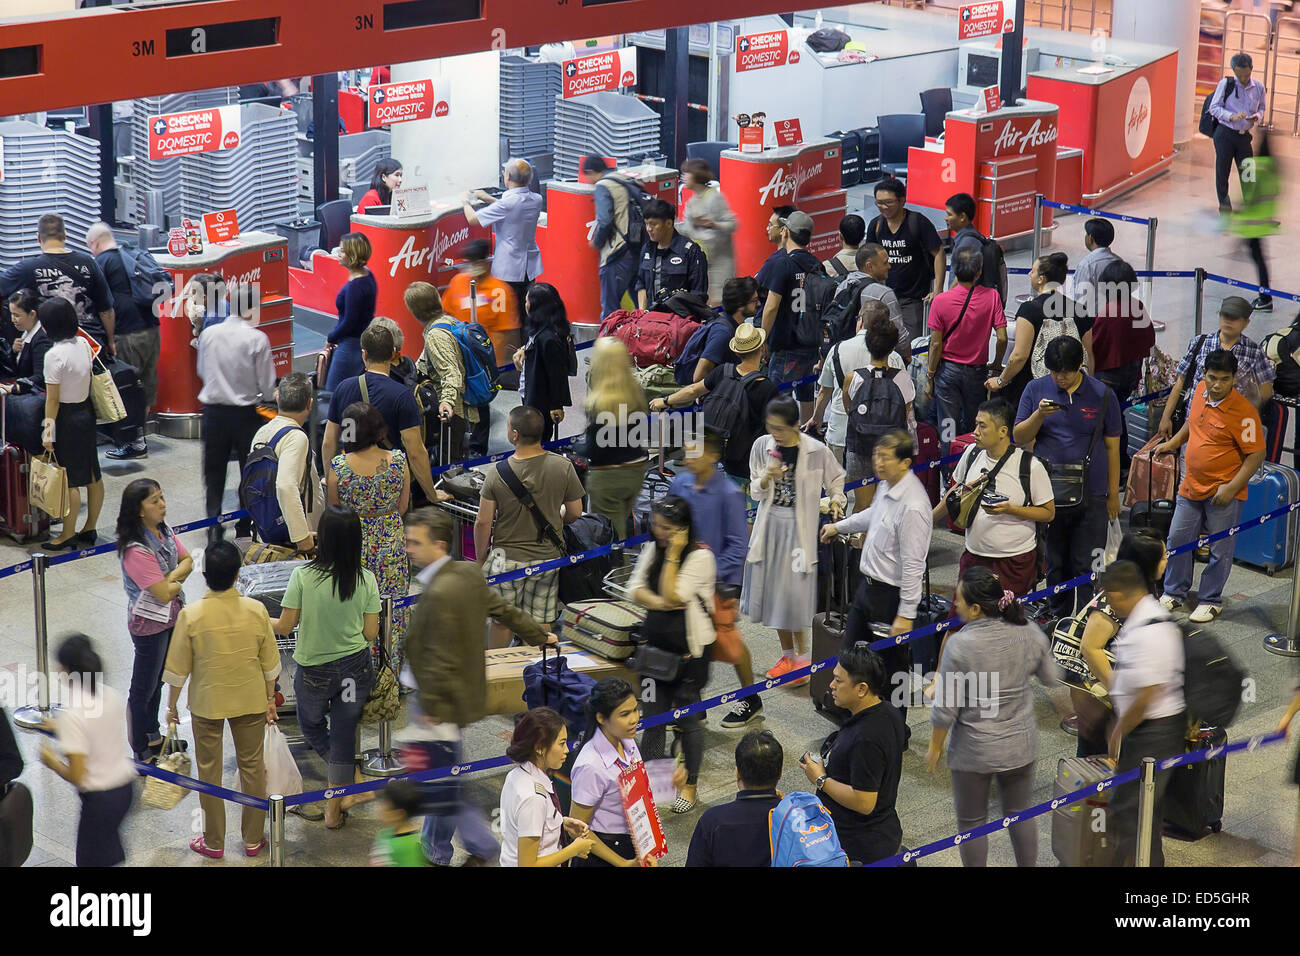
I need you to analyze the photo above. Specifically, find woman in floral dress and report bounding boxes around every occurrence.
[327,402,411,645]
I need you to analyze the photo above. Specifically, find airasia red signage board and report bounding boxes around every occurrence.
[987,115,1059,158]
[735,30,790,72]
[958,1,1011,41]
[982,85,1002,113]
[774,118,803,147]
[148,105,241,160]
[561,47,638,99]
[368,79,451,126]
[202,209,240,243]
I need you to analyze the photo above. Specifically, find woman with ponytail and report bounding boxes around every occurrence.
[925,566,1058,867]
[567,677,643,867]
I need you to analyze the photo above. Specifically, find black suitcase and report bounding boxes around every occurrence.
[828,129,862,187]
[559,513,617,605]
[811,534,855,725]
[94,354,147,443]
[858,126,881,183]
[1162,725,1227,840]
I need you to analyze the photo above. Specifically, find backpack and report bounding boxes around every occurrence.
[822,274,871,353]
[838,357,906,457]
[1030,313,1081,379]
[238,425,307,545]
[674,313,733,386]
[1179,620,1246,728]
[824,255,851,279]
[429,320,499,407]
[807,27,851,53]
[791,251,838,351]
[769,792,849,867]
[522,647,597,740]
[1199,76,1236,137]
[606,174,648,248]
[1171,334,1209,428]
[702,363,764,460]
[972,231,1008,308]
[117,246,172,320]
[597,309,702,368]
[1263,322,1300,397]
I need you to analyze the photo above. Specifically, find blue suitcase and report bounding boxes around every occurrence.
[1234,461,1299,573]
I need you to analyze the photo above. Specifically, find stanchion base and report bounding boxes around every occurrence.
[12,705,52,731]
[361,749,408,777]
[1264,634,1300,657]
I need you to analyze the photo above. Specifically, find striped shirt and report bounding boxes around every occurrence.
[1174,332,1274,407]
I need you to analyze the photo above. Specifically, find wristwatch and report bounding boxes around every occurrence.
[814,774,828,791]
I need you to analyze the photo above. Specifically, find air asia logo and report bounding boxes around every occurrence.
[387,228,470,278]
[757,161,825,205]
[1124,76,1152,159]
[991,117,1058,156]
[435,101,449,117]
[221,130,240,149]
[789,51,800,63]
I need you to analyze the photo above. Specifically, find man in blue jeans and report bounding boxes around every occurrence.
[1155,350,1264,624]
[402,508,557,865]
[585,155,643,320]
[757,210,824,424]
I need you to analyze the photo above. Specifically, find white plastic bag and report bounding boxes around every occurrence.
[264,724,303,798]
[1103,518,1123,565]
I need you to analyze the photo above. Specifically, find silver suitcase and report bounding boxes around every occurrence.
[1051,756,1114,867]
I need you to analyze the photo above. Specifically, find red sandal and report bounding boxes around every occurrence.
[244,839,267,858]
[189,836,223,859]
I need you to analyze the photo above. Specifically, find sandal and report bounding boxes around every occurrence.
[325,810,349,831]
[244,839,267,858]
[289,803,325,822]
[190,836,224,859]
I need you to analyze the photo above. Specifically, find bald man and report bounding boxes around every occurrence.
[462,158,543,321]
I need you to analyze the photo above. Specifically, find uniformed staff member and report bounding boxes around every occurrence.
[634,199,709,311]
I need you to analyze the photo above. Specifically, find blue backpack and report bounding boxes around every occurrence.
[238,426,304,545]
[674,313,733,386]
[769,792,849,867]
[522,647,596,739]
[430,321,499,407]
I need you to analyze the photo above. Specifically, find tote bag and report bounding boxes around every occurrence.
[87,342,127,423]
[28,452,68,517]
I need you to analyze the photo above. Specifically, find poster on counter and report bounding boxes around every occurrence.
[775,118,804,147]
[561,47,638,99]
[982,85,1002,113]
[958,1,1014,41]
[202,209,239,244]
[368,79,451,126]
[736,30,795,72]
[147,105,242,160]
[391,186,431,220]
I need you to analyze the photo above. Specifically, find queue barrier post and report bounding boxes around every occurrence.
[362,596,406,776]
[1263,515,1300,656]
[269,794,286,867]
[1031,193,1044,264]
[1134,757,1156,868]
[1142,216,1158,310]
[13,553,52,731]
[1193,268,1206,336]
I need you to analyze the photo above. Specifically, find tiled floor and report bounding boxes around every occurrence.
[4,135,1300,868]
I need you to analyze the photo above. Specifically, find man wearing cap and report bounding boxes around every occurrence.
[652,322,777,502]
[583,155,645,319]
[634,198,709,311]
[1156,296,1274,443]
[756,209,824,425]
[462,158,542,325]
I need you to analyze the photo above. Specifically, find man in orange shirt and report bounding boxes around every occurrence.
[443,239,519,456]
[1155,350,1265,623]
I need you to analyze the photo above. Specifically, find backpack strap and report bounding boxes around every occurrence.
[495,458,568,554]
[1017,447,1033,505]
[827,256,849,278]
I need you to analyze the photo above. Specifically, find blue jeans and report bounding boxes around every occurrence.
[1162,494,1243,607]
[128,627,173,758]
[768,349,819,402]
[418,734,500,865]
[599,249,638,320]
[934,360,987,453]
[293,646,373,786]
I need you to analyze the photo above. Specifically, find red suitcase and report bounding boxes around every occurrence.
[914,422,941,505]
[0,393,50,543]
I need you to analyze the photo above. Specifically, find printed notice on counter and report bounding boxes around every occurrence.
[774,118,804,147]
[982,85,1002,113]
[736,30,793,72]
[739,125,764,154]
[958,1,1014,41]
[561,47,638,99]
[147,105,242,160]
[368,79,450,126]
[202,209,240,243]
[391,186,431,220]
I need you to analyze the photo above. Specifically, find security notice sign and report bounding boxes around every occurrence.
[202,209,239,243]
[561,47,638,99]
[147,105,241,160]
[958,1,1013,41]
[368,79,450,126]
[736,30,791,72]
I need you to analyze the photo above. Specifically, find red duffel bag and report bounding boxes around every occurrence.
[598,309,702,368]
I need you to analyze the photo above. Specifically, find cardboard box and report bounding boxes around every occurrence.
[484,642,635,715]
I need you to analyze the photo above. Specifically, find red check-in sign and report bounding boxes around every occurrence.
[147,105,242,160]
[562,47,638,99]
[736,30,790,72]
[775,118,803,147]
[369,79,450,126]
[958,1,1007,41]
[202,209,240,243]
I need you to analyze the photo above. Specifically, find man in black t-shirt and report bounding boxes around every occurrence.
[756,209,824,425]
[800,643,906,864]
[0,213,115,349]
[865,177,944,342]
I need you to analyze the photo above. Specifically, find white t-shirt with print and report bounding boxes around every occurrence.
[951,446,1053,558]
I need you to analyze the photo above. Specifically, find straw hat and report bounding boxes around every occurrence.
[730,323,767,356]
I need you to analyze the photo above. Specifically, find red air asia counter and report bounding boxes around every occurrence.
[155,231,291,438]
[534,166,679,326]
[904,101,1060,241]
[289,202,489,356]
[718,139,845,278]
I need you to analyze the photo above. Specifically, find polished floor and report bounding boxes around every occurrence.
[3,133,1300,867]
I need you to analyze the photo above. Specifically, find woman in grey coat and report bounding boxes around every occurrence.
[926,566,1059,866]
[678,159,736,306]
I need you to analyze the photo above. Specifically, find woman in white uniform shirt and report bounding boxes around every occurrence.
[499,707,594,867]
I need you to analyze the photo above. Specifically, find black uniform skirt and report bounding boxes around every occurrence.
[55,398,101,488]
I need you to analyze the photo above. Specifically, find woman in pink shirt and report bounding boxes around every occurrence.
[568,678,645,867]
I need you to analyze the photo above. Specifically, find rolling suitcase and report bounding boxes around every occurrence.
[858,127,881,183]
[1051,755,1114,866]
[0,393,50,543]
[1234,461,1300,573]
[561,599,646,661]
[914,421,941,505]
[811,534,854,725]
[1162,725,1227,840]
[828,129,862,187]
[1124,402,1156,459]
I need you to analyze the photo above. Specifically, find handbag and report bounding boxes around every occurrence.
[87,342,127,423]
[139,724,193,810]
[28,452,69,517]
[1045,400,1108,510]
[944,446,1012,530]
[362,644,400,725]
[629,643,684,683]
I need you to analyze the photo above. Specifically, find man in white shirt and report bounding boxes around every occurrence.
[1066,218,1120,317]
[462,158,543,321]
[196,277,276,542]
[249,372,320,553]
[1101,560,1187,867]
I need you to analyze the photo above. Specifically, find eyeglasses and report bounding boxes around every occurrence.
[875,198,900,207]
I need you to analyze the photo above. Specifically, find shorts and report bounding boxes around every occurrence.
[845,449,874,487]
[491,559,560,626]
[768,349,818,402]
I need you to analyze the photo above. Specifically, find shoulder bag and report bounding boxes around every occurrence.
[494,458,568,554]
[1045,400,1108,511]
[87,341,127,423]
[944,445,1013,530]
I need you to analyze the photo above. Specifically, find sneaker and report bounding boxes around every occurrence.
[786,663,811,689]
[1158,595,1182,613]
[720,697,763,729]
[106,440,148,460]
[1252,296,1274,312]
[765,656,796,679]
[1189,603,1221,623]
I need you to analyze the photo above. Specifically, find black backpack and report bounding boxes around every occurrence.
[118,246,172,320]
[1199,76,1236,137]
[791,250,838,351]
[703,364,765,459]
[822,274,871,355]
[971,231,1008,308]
[1178,620,1246,728]
[838,358,906,457]
[1265,321,1300,398]
[1171,334,1209,429]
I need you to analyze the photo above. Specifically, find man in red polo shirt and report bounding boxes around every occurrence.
[1155,349,1264,623]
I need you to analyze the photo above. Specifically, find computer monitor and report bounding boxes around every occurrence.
[957,42,1039,99]
[363,205,391,216]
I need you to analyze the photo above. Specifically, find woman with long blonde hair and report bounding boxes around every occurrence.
[584,337,649,546]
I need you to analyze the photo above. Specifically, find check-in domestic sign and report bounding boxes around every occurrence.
[148,105,242,160]
[561,47,638,99]
[368,79,450,126]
